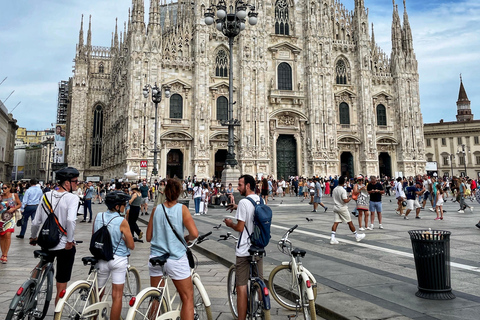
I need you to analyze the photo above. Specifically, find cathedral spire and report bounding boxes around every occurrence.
[78,14,84,47]
[371,23,375,47]
[402,0,414,54]
[132,0,145,33]
[114,18,119,49]
[391,1,402,54]
[87,15,92,49]
[457,75,473,122]
[148,0,160,35]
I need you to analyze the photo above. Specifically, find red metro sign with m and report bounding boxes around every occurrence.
[140,160,148,168]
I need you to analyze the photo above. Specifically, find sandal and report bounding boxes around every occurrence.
[1,255,7,264]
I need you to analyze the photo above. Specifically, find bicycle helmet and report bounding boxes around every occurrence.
[105,191,131,209]
[55,167,80,182]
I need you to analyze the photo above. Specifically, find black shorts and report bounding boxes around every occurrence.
[261,189,268,196]
[49,247,76,283]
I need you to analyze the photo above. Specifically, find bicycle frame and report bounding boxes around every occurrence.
[281,257,316,302]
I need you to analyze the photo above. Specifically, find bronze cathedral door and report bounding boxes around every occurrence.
[276,135,297,179]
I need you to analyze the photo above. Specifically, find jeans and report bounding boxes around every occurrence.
[194,197,201,214]
[20,205,37,237]
[83,199,92,221]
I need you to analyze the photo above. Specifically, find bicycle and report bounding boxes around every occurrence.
[6,250,56,320]
[54,256,141,320]
[126,232,213,320]
[268,225,318,319]
[219,232,271,320]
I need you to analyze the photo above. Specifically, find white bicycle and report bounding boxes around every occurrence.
[54,256,140,320]
[126,232,213,320]
[268,225,318,319]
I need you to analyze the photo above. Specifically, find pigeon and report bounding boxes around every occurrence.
[280,200,283,204]
[213,224,221,230]
[306,217,314,222]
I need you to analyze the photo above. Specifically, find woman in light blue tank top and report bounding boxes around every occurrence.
[147,179,198,319]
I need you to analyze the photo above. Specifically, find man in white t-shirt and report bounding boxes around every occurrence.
[394,177,406,215]
[224,174,262,320]
[330,176,365,245]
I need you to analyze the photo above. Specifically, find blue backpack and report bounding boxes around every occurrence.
[242,197,272,248]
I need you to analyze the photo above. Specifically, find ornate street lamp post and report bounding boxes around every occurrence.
[457,144,470,177]
[204,1,258,180]
[143,83,171,177]
[448,153,454,178]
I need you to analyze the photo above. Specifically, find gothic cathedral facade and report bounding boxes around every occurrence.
[66,0,425,180]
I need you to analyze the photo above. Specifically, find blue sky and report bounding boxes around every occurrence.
[0,0,478,130]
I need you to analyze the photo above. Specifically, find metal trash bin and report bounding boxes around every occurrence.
[408,230,455,300]
[178,199,190,208]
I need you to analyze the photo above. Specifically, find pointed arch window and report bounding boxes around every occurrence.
[170,94,183,119]
[377,104,387,126]
[336,60,347,84]
[91,105,103,167]
[339,102,350,125]
[99,63,104,74]
[275,0,290,35]
[215,49,228,77]
[217,96,228,121]
[278,62,292,90]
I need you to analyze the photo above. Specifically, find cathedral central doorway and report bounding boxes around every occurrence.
[340,152,354,178]
[166,149,183,179]
[215,150,228,180]
[276,135,297,180]
[379,152,392,178]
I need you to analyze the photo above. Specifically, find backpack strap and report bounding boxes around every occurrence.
[42,194,67,236]
[102,212,122,256]
[237,197,261,249]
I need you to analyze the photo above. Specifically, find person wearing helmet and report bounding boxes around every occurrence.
[93,191,135,320]
[29,167,80,305]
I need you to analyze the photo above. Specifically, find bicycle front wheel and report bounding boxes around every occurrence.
[54,283,97,320]
[35,269,54,319]
[227,265,238,319]
[268,264,317,311]
[122,266,141,319]
[6,283,36,320]
[249,282,270,320]
[130,289,168,320]
[300,280,316,320]
[193,280,213,320]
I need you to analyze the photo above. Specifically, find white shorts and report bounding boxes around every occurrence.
[406,199,421,211]
[333,206,351,223]
[142,197,149,204]
[436,200,444,207]
[96,255,128,288]
[149,253,191,281]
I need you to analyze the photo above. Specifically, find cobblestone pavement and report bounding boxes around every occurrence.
[0,201,315,319]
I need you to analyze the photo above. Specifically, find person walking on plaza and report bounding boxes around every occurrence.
[30,167,80,305]
[154,180,166,207]
[82,181,94,222]
[404,181,424,219]
[224,174,263,320]
[17,179,43,239]
[127,184,143,240]
[435,183,445,220]
[394,177,406,216]
[93,191,135,320]
[147,178,199,320]
[312,178,328,212]
[330,176,365,245]
[192,182,202,215]
[139,180,150,215]
[353,175,369,231]
[1,183,22,263]
[261,178,269,204]
[367,176,385,230]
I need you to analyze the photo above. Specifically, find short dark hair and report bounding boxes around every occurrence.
[338,176,347,185]
[30,179,37,185]
[240,174,256,191]
[165,179,182,202]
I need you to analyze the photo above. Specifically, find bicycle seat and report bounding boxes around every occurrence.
[248,247,265,256]
[82,257,98,266]
[291,248,306,258]
[34,250,53,259]
[150,254,169,266]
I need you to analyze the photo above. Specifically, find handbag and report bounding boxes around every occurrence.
[161,204,195,269]
[15,209,22,221]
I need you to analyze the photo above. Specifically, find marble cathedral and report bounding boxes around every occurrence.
[66,0,426,181]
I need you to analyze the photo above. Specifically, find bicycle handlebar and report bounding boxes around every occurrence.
[218,232,238,241]
[188,232,212,247]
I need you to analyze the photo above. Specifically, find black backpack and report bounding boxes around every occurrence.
[37,195,67,249]
[89,213,120,261]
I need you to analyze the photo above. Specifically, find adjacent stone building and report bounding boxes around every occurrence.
[424,78,480,179]
[66,0,425,180]
[0,101,18,182]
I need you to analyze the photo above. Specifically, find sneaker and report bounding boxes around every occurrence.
[404,216,409,220]
[88,220,92,223]
[324,207,328,212]
[369,224,374,230]
[366,226,372,230]
[358,227,365,231]
[312,210,317,212]
[330,239,339,245]
[379,224,384,229]
[140,212,144,216]
[80,219,86,223]
[429,208,435,212]
[415,216,422,219]
[434,217,440,220]
[476,223,480,229]
[356,233,366,242]
[194,213,200,216]
[145,212,149,215]
[16,235,24,239]
[458,210,465,213]
[139,231,144,240]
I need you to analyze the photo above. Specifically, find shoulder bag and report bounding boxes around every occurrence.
[161,204,195,269]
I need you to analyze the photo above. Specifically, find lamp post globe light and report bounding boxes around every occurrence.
[204,0,258,183]
[143,83,171,177]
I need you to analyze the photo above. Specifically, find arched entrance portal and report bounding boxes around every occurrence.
[215,150,228,180]
[276,135,297,179]
[340,152,354,178]
[167,149,183,179]
[379,152,392,178]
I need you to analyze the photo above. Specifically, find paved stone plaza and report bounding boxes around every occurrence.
[2,192,480,319]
